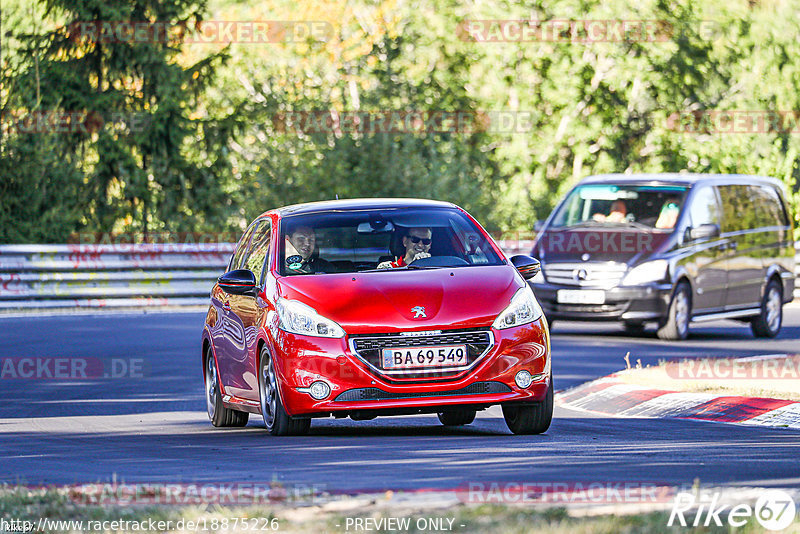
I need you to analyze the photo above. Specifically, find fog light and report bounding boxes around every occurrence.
[515,370,533,389]
[308,381,331,400]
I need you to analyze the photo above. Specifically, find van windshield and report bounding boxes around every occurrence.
[550,184,689,230]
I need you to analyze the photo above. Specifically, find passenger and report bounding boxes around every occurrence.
[593,199,628,223]
[655,198,681,229]
[377,227,433,269]
[284,225,333,274]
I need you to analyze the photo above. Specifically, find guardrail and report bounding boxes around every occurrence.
[0,241,797,310]
[0,244,235,310]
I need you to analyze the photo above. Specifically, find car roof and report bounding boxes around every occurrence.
[578,173,786,189]
[264,198,459,218]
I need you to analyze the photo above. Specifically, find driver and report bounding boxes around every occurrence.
[284,225,333,274]
[377,227,432,269]
[593,199,628,223]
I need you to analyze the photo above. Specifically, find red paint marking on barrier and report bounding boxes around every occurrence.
[684,397,795,423]
[557,380,618,404]
[601,388,673,413]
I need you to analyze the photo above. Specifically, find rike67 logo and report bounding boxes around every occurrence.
[669,489,796,531]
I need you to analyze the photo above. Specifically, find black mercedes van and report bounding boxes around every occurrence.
[530,174,796,340]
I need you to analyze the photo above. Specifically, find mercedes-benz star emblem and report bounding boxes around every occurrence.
[411,306,427,318]
[574,269,588,281]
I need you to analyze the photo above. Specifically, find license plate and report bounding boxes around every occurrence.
[557,289,605,305]
[382,345,468,370]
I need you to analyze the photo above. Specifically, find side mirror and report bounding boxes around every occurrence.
[218,269,258,296]
[510,255,541,280]
[688,223,720,241]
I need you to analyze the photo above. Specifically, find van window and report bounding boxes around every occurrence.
[688,186,720,228]
[717,185,758,233]
[750,185,789,227]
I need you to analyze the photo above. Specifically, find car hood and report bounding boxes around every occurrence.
[276,266,521,334]
[534,227,672,265]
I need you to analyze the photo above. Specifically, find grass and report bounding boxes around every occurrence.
[2,485,798,534]
[613,354,800,401]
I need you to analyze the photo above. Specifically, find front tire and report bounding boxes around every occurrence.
[751,279,783,338]
[258,347,310,436]
[502,374,553,435]
[657,282,691,341]
[205,346,248,427]
[437,409,476,426]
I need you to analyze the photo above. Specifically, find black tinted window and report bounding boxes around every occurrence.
[717,185,758,232]
[750,185,788,227]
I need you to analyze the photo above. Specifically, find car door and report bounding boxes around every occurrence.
[717,184,763,309]
[224,218,272,402]
[211,219,260,385]
[683,185,727,312]
[215,219,262,397]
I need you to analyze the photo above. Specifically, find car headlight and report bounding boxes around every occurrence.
[275,298,345,338]
[621,260,669,286]
[492,285,543,329]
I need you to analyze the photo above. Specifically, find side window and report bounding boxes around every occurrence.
[688,186,720,228]
[230,220,261,271]
[750,185,788,227]
[244,220,272,284]
[717,184,757,232]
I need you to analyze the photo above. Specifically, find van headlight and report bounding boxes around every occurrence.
[276,298,345,338]
[492,286,543,329]
[621,260,669,286]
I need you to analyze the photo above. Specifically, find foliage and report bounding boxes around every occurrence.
[2,0,800,242]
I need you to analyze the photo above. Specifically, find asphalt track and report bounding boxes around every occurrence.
[1,307,799,492]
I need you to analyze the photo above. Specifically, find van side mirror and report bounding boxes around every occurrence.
[218,269,258,296]
[687,223,720,241]
[510,255,541,280]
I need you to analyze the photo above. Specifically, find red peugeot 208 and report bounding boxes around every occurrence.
[202,199,552,435]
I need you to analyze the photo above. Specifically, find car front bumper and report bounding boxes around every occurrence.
[531,281,673,322]
[272,319,551,417]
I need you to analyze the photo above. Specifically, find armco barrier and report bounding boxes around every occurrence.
[0,243,235,310]
[0,241,797,310]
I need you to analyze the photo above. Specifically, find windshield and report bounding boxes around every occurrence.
[278,207,504,276]
[550,184,688,229]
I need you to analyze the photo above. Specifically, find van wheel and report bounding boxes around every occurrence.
[205,346,249,427]
[437,409,476,426]
[751,279,783,338]
[502,374,553,435]
[623,321,646,336]
[657,282,691,341]
[259,347,311,436]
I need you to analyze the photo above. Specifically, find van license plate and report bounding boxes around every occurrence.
[557,289,605,305]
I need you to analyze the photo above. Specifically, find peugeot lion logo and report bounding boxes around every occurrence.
[411,306,427,319]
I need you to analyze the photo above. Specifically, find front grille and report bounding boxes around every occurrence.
[544,262,627,288]
[349,328,493,381]
[334,381,511,402]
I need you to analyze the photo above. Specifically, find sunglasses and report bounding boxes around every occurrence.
[408,236,432,245]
